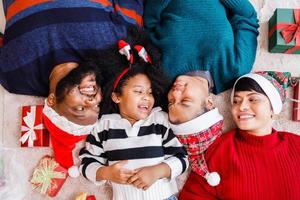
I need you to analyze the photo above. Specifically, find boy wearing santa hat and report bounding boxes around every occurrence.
[43,60,103,177]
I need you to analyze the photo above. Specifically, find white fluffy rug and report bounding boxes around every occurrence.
[0,0,299,199]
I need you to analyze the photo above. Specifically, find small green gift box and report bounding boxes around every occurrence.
[268,8,300,54]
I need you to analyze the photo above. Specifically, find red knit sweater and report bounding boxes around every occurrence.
[179,129,300,200]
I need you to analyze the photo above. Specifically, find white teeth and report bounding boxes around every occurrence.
[81,86,94,92]
[139,105,148,109]
[239,115,254,119]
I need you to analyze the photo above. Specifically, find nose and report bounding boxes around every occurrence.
[171,82,185,96]
[239,99,249,111]
[84,91,102,107]
[168,93,182,108]
[84,96,97,107]
[142,93,151,101]
[171,87,183,100]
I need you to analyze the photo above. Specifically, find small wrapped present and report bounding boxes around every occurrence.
[268,8,300,54]
[293,81,300,121]
[75,192,96,200]
[31,155,68,197]
[20,105,50,147]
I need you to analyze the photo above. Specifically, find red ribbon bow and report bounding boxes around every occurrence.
[280,9,300,45]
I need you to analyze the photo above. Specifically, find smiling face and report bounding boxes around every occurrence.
[168,75,213,124]
[53,73,102,126]
[112,73,154,125]
[48,61,104,126]
[231,90,273,136]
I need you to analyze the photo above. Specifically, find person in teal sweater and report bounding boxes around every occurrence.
[144,0,259,94]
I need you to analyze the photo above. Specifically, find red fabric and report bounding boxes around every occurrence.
[134,45,153,64]
[179,129,300,200]
[293,82,300,121]
[118,39,129,49]
[20,105,50,147]
[43,114,87,169]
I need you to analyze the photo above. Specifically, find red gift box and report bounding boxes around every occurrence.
[293,81,300,121]
[20,105,50,147]
[31,155,68,197]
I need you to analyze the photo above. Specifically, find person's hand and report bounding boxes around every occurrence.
[127,163,171,190]
[96,160,135,184]
[127,165,159,190]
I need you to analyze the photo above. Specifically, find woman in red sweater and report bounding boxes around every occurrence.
[179,72,300,200]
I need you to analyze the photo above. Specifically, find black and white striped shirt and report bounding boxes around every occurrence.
[79,107,188,200]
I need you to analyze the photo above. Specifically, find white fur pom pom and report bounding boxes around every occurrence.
[68,165,80,178]
[205,172,220,186]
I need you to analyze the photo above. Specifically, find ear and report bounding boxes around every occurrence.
[205,95,214,110]
[111,92,120,104]
[270,109,275,119]
[46,93,56,107]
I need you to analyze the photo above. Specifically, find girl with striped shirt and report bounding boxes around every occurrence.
[79,36,188,200]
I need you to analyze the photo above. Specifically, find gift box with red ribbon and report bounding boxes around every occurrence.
[31,155,68,197]
[20,105,50,147]
[269,8,300,54]
[293,81,300,121]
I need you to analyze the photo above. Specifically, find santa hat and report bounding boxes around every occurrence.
[231,72,288,114]
[118,40,133,64]
[42,102,95,177]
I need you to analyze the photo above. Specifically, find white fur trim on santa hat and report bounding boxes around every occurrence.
[170,108,223,135]
[205,172,220,186]
[43,100,95,136]
[231,74,283,114]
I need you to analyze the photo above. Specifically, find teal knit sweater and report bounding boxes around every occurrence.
[144,0,259,94]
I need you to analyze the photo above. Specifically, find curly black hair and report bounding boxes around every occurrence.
[96,27,170,116]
